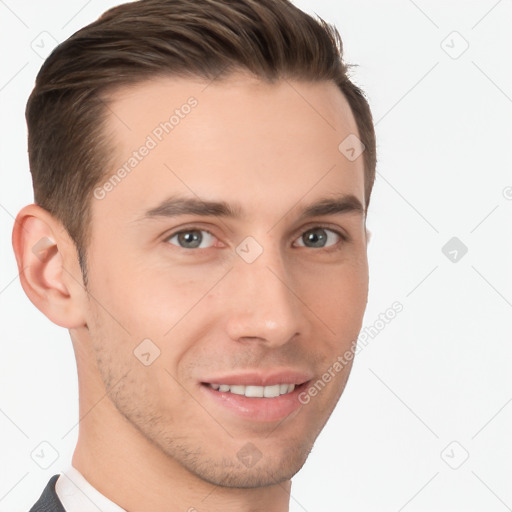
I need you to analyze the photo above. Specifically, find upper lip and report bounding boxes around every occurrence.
[201,369,313,387]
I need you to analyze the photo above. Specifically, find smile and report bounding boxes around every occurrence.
[206,383,296,398]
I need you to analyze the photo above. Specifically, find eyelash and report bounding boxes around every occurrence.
[164,225,348,252]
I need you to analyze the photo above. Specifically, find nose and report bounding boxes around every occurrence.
[224,244,305,347]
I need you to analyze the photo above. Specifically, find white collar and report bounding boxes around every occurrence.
[55,464,126,512]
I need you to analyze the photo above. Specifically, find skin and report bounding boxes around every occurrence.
[13,72,369,512]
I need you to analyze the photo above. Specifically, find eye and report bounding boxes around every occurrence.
[294,227,344,249]
[166,229,217,249]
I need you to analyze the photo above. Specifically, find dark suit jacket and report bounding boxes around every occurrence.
[29,475,66,512]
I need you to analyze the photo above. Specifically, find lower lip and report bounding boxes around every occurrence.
[199,382,309,423]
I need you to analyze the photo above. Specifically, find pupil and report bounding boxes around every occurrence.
[179,231,201,248]
[305,228,326,247]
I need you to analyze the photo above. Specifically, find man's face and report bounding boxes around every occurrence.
[82,72,368,487]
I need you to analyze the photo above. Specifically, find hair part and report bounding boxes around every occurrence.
[26,0,376,285]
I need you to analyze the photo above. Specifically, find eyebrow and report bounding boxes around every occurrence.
[139,194,365,222]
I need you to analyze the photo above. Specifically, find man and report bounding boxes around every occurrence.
[13,0,376,510]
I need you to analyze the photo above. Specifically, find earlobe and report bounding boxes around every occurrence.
[12,204,87,329]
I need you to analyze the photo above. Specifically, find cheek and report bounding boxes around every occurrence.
[102,246,231,323]
[86,262,192,340]
[85,264,221,392]
[295,256,368,335]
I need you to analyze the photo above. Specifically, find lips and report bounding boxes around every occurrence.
[200,369,313,388]
[199,369,313,422]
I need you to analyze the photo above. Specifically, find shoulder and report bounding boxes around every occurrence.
[29,474,66,512]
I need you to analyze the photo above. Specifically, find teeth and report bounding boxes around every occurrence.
[263,385,280,398]
[245,385,264,398]
[208,383,296,397]
[230,385,245,395]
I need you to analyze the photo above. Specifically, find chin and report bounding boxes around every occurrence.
[167,437,313,488]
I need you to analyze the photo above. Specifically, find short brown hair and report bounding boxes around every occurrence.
[26,0,376,283]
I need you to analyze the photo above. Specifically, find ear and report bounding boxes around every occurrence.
[12,204,87,329]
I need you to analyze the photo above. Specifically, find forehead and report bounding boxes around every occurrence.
[95,73,365,224]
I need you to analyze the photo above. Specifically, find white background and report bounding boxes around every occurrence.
[0,1,511,511]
